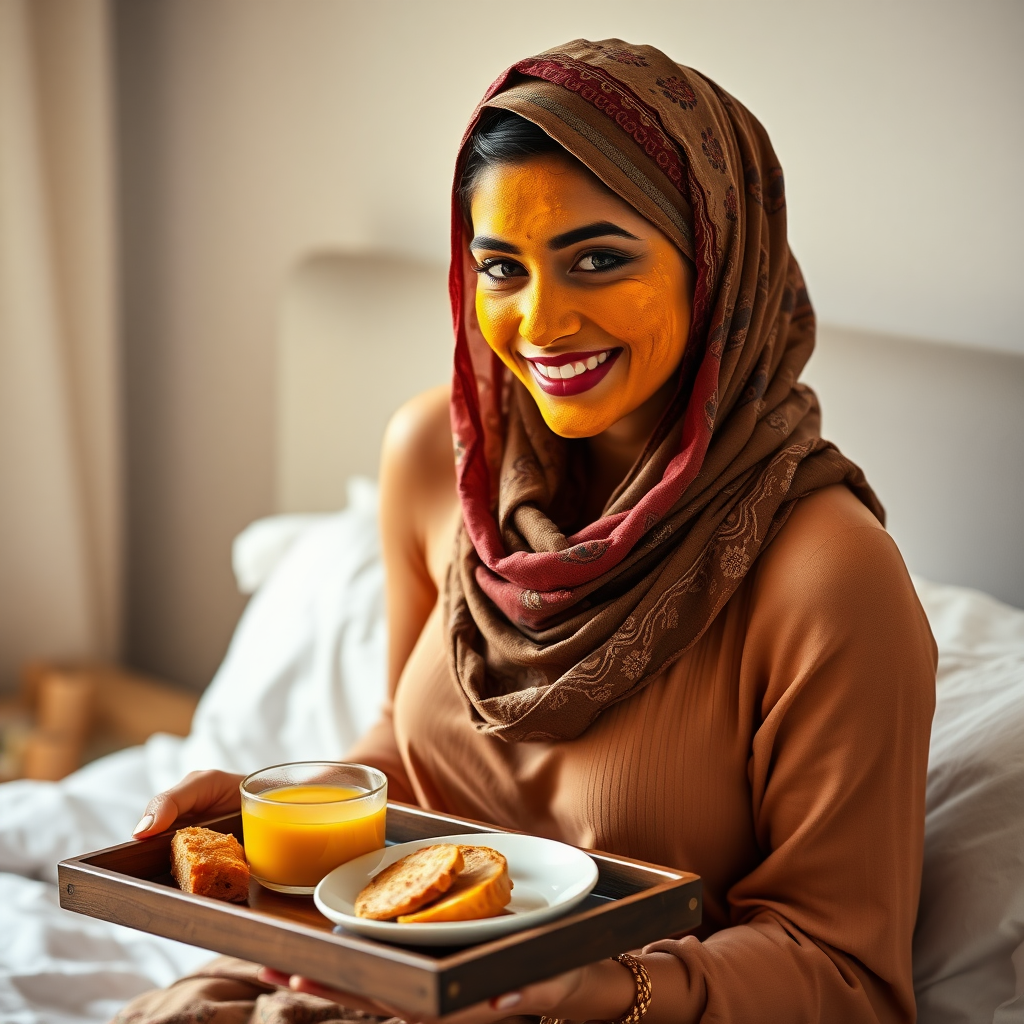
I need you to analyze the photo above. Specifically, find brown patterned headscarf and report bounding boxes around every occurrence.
[446,39,882,742]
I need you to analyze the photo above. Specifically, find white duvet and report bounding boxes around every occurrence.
[0,478,1021,1024]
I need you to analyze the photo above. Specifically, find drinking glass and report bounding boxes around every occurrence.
[240,761,387,894]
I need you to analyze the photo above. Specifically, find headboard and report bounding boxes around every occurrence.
[277,251,1024,609]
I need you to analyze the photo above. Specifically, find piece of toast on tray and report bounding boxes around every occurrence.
[355,844,465,920]
[170,826,249,902]
[398,845,512,923]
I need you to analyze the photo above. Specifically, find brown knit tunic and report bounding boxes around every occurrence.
[350,484,936,1022]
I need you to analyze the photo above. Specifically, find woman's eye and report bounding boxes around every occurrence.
[574,251,632,273]
[476,259,526,281]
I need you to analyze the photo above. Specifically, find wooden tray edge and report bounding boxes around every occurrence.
[57,805,703,1014]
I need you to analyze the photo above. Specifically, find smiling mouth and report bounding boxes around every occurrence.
[524,349,621,397]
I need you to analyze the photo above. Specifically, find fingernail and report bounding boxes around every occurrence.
[133,814,154,835]
[492,992,522,1010]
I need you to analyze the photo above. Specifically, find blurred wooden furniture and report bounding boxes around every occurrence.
[0,662,199,782]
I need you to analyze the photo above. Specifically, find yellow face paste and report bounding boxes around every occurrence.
[469,153,694,438]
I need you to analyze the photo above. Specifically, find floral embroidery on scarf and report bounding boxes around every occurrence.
[707,320,726,358]
[655,75,697,108]
[740,367,768,406]
[559,539,610,563]
[650,522,674,546]
[727,303,752,350]
[546,687,570,709]
[604,47,650,66]
[763,165,786,213]
[586,681,616,702]
[520,589,543,610]
[511,453,539,479]
[744,162,763,204]
[700,127,727,172]
[621,649,651,681]
[724,184,738,221]
[720,544,750,579]
[704,392,719,429]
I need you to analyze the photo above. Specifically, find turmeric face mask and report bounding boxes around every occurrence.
[469,153,694,438]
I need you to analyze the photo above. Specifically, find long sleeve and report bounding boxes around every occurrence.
[644,500,936,1021]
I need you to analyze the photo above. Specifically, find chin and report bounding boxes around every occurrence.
[535,401,621,439]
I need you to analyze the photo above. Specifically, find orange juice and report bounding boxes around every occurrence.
[241,783,386,889]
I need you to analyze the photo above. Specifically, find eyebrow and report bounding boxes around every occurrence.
[468,221,640,255]
[548,221,639,250]
[468,236,521,254]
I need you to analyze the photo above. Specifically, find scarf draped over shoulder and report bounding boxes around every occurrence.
[445,39,881,743]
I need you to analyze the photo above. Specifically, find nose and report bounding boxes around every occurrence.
[517,273,581,348]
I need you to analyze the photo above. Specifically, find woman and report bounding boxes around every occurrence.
[124,39,935,1024]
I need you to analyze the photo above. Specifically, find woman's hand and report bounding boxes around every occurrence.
[257,956,636,1024]
[132,770,245,838]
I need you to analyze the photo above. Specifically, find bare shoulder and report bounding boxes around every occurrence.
[380,384,460,587]
[382,384,455,479]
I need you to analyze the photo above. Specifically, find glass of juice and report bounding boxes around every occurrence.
[240,761,387,895]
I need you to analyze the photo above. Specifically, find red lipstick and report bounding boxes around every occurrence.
[524,349,621,396]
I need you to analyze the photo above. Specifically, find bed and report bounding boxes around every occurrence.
[1,252,1021,1024]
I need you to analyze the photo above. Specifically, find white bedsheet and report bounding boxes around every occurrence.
[0,742,211,1023]
[0,478,387,1024]
[0,481,1021,1023]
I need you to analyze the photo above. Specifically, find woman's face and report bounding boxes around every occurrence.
[469,152,694,438]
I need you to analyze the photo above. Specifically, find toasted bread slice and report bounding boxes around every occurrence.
[171,826,249,903]
[355,844,464,920]
[397,845,512,923]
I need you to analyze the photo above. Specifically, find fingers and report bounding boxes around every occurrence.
[256,970,403,1016]
[253,964,605,1024]
[132,770,244,838]
[132,791,180,837]
[257,968,290,987]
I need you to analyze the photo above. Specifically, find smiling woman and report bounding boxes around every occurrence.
[468,136,694,453]
[463,122,696,523]
[124,39,936,1024]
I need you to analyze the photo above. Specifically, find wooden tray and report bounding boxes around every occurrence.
[58,802,701,1016]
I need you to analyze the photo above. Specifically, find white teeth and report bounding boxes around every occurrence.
[531,354,613,380]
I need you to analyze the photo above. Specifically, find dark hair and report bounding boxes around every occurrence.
[458,109,565,223]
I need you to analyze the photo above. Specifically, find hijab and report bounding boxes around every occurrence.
[446,39,882,742]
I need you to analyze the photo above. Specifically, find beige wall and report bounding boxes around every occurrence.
[116,0,1024,688]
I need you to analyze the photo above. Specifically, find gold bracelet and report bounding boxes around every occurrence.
[539,952,652,1024]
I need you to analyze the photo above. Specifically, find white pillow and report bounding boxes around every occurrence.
[912,577,1024,1022]
[231,513,331,595]
[167,476,388,784]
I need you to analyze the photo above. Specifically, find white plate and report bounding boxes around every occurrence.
[314,832,599,946]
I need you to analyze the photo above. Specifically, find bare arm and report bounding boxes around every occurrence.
[378,384,457,696]
[345,385,459,802]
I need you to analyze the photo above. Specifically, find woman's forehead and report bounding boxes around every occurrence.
[468,155,650,240]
